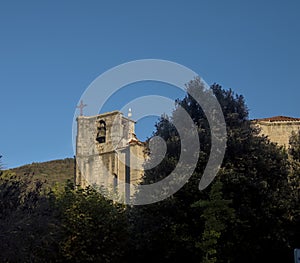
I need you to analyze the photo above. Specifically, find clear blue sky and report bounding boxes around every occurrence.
[0,0,299,168]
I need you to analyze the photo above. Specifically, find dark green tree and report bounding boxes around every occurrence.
[288,131,300,251]
[129,78,295,262]
[192,179,234,263]
[56,183,128,263]
[0,172,60,262]
[289,130,300,162]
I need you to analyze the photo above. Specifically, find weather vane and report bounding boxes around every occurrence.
[77,100,87,116]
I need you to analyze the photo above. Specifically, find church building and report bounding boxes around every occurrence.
[75,111,300,201]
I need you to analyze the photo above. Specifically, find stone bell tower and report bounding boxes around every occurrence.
[75,111,146,200]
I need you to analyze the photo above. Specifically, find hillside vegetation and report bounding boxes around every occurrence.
[7,158,74,187]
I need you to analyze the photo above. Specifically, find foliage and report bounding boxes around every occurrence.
[290,130,300,162]
[288,131,300,251]
[192,179,235,263]
[128,79,296,262]
[8,158,74,188]
[56,182,128,263]
[0,172,61,262]
[0,174,128,262]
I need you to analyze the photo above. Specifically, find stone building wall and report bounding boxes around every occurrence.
[252,116,300,147]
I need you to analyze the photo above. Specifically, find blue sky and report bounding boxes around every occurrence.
[0,0,299,168]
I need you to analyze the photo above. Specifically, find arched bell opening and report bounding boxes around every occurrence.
[96,120,106,143]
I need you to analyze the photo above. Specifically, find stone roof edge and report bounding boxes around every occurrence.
[252,116,300,123]
[77,111,135,122]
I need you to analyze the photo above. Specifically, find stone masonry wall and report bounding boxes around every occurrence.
[254,121,300,147]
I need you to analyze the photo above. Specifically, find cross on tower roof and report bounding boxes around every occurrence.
[76,100,87,116]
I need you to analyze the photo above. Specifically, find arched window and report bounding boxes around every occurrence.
[96,120,106,143]
[113,173,118,191]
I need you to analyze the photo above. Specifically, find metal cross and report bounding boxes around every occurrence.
[76,100,87,116]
